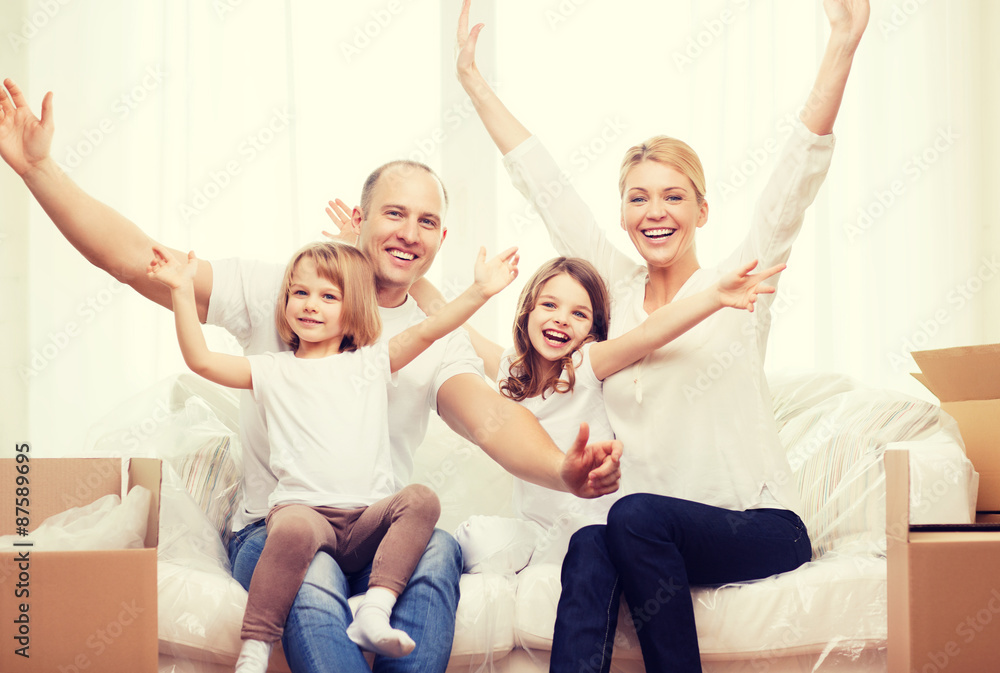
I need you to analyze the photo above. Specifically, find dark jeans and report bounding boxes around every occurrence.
[550,493,812,673]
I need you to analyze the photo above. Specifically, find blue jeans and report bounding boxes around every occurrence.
[229,520,461,673]
[550,494,812,673]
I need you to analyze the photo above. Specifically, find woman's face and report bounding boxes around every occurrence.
[526,273,595,363]
[620,160,708,271]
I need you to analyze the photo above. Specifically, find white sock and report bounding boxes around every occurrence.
[346,586,416,658]
[235,638,273,673]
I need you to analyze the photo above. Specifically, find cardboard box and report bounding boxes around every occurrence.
[0,457,161,673]
[911,343,1000,511]
[886,448,1000,672]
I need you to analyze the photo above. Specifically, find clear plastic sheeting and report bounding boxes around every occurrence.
[770,371,968,558]
[0,484,150,551]
[84,374,250,669]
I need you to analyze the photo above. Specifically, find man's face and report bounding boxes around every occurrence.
[357,166,447,303]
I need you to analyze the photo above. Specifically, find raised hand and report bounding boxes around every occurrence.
[322,198,359,246]
[473,246,519,299]
[560,423,622,498]
[456,0,485,82]
[0,79,54,176]
[716,260,786,312]
[147,245,199,290]
[824,0,870,48]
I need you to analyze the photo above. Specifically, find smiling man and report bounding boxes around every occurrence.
[0,79,622,673]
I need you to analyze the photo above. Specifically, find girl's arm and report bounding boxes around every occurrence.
[147,245,252,390]
[388,247,518,374]
[409,277,505,381]
[456,0,530,155]
[589,261,784,381]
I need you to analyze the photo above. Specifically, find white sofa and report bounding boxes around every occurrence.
[84,370,977,673]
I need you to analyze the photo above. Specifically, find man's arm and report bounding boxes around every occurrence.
[436,373,621,497]
[0,78,214,321]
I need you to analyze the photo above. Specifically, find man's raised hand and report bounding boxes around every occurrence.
[0,78,54,176]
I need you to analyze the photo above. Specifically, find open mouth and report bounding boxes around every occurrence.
[388,249,417,261]
[543,329,571,345]
[642,228,676,240]
[298,318,323,325]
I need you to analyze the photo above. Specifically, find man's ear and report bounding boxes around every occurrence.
[351,207,363,234]
[440,226,448,245]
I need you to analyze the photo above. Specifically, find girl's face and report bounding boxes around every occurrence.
[526,273,595,363]
[620,160,708,271]
[284,257,345,356]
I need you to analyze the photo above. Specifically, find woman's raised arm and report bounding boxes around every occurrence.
[800,0,870,135]
[456,0,531,155]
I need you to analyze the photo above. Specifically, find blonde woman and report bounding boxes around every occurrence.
[453,0,869,670]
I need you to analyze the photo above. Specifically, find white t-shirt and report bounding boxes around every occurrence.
[498,342,617,529]
[503,120,835,516]
[247,347,395,510]
[207,259,484,530]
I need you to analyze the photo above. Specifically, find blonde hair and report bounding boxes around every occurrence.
[500,258,610,403]
[618,136,707,204]
[275,242,382,353]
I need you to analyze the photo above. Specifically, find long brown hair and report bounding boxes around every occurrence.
[275,242,382,353]
[500,258,610,402]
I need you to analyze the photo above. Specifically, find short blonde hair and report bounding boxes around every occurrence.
[275,242,382,352]
[618,136,707,205]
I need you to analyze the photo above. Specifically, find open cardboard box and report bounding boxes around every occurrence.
[912,343,1000,511]
[886,448,1000,672]
[0,457,161,673]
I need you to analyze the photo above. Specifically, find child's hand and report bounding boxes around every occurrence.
[717,260,786,312]
[321,198,359,246]
[473,246,519,299]
[147,245,198,290]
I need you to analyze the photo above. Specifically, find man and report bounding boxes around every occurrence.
[0,78,621,673]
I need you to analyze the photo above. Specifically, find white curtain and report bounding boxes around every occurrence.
[17,0,992,454]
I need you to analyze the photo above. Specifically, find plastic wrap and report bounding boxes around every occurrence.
[84,374,251,668]
[0,484,150,551]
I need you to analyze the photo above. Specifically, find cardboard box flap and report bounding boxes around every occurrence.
[128,457,162,548]
[911,344,1000,402]
[0,458,123,534]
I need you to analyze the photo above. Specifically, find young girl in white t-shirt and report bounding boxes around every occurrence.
[410,255,783,572]
[146,240,518,672]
